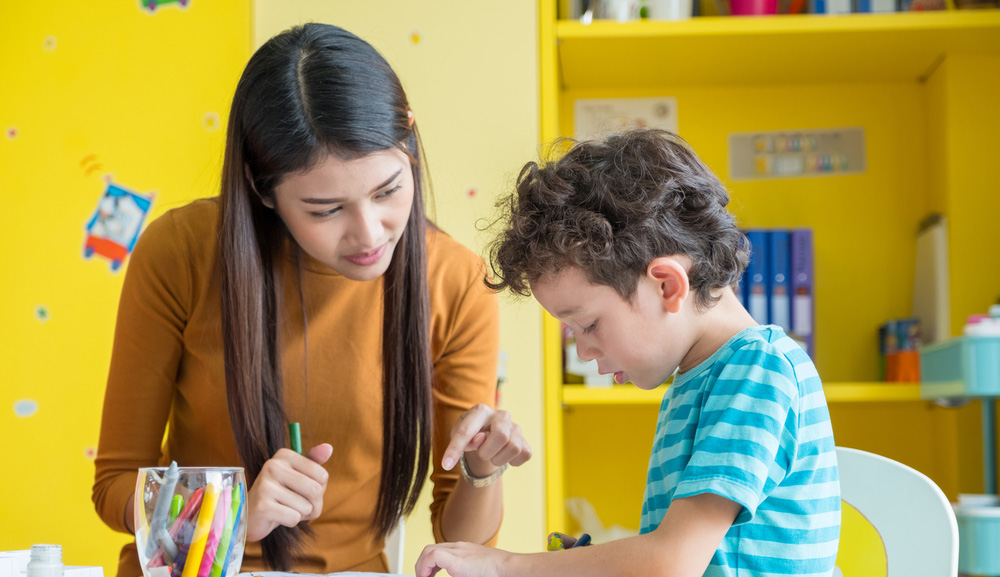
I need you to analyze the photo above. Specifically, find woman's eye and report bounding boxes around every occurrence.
[311,207,341,218]
[582,321,598,335]
[377,184,402,199]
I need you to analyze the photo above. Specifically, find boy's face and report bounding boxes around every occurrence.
[533,266,686,390]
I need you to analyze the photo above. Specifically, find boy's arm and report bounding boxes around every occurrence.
[415,492,741,577]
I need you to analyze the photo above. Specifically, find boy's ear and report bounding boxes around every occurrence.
[647,256,689,314]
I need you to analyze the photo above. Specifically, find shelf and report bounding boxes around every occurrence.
[562,384,668,405]
[556,12,1000,89]
[823,382,923,402]
[562,382,925,405]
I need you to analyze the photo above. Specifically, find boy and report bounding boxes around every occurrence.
[417,129,840,577]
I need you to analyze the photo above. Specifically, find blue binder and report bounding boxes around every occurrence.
[769,230,792,333]
[745,229,769,325]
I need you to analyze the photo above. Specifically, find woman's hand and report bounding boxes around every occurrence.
[415,542,512,577]
[441,404,532,479]
[245,443,333,542]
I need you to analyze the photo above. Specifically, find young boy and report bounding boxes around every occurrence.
[416,129,840,577]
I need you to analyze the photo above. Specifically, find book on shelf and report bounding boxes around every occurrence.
[769,229,792,334]
[742,227,815,357]
[745,229,770,326]
[790,228,815,357]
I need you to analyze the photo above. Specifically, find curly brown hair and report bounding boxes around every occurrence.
[486,128,749,310]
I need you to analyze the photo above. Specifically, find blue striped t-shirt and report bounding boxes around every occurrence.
[640,326,840,577]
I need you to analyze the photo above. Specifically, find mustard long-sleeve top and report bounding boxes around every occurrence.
[92,199,501,576]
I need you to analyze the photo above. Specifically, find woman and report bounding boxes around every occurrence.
[92,23,530,575]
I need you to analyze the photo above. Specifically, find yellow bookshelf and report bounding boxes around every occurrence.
[539,0,1000,535]
[562,382,924,406]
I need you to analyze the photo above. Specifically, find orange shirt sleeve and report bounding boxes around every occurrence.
[426,236,502,545]
[92,209,193,534]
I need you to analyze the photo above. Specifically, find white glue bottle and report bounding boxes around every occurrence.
[27,545,64,577]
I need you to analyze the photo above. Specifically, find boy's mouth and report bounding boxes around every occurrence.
[614,371,626,385]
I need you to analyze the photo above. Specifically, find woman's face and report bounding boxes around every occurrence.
[270,149,416,281]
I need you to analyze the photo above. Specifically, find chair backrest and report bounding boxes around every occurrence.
[383,517,405,574]
[835,446,959,577]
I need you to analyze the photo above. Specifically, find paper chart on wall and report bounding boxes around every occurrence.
[573,97,678,141]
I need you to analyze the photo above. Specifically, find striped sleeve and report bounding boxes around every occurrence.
[672,342,799,525]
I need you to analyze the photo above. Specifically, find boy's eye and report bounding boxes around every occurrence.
[582,321,598,335]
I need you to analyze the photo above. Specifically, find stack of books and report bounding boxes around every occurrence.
[737,228,815,357]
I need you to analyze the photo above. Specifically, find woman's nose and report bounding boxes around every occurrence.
[350,204,384,247]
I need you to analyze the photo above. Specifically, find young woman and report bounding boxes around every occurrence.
[92,23,530,575]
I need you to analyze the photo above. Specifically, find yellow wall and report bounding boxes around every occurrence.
[3,1,544,574]
[0,1,249,574]
[250,2,545,567]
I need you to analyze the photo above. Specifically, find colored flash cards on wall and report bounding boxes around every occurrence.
[729,127,866,180]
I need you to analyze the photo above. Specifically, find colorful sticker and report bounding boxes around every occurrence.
[467,187,477,199]
[85,447,97,460]
[43,36,57,51]
[83,182,154,272]
[14,400,39,418]
[35,306,49,322]
[141,0,190,12]
[6,128,16,139]
[411,30,421,44]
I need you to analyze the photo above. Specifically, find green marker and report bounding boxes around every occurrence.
[168,494,184,526]
[289,422,302,454]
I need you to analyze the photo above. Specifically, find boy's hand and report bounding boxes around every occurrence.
[245,443,333,542]
[441,404,532,477]
[415,542,510,577]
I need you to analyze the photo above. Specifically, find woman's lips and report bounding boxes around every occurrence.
[343,243,387,266]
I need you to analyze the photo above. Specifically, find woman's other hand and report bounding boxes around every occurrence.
[441,404,532,479]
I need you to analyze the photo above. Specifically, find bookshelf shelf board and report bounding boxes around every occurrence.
[561,382,924,405]
[562,384,667,405]
[821,382,923,402]
[555,12,1000,88]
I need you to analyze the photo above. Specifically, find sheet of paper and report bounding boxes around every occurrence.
[236,571,413,577]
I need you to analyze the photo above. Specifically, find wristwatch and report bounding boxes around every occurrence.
[459,454,508,488]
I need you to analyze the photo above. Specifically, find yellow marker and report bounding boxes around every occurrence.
[181,482,221,577]
[546,532,565,551]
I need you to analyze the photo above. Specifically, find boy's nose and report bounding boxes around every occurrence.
[576,339,598,362]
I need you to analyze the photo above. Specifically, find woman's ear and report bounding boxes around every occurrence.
[244,163,274,209]
[647,256,690,314]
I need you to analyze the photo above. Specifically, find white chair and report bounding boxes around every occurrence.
[835,446,959,577]
[383,518,405,574]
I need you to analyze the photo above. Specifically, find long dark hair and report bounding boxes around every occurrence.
[217,23,432,570]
